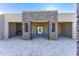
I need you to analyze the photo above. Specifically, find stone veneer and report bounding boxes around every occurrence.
[77,4,79,41]
[22,10,58,40]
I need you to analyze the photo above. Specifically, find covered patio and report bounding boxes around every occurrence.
[58,22,72,38]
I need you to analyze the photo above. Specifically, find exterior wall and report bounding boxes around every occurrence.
[4,13,22,39]
[58,13,76,22]
[0,14,4,39]
[22,11,58,40]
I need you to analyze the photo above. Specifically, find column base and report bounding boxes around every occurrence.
[22,32,30,40]
[49,33,57,40]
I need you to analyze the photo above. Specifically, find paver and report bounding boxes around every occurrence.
[0,36,76,56]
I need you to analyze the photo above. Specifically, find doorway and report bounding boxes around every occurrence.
[31,22,48,38]
[36,25,44,35]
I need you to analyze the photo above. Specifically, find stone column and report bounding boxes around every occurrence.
[49,21,58,40]
[77,18,79,41]
[77,3,79,41]
[22,21,31,40]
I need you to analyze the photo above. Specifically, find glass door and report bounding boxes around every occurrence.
[36,26,44,35]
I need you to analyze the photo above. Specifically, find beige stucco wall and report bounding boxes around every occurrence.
[4,13,22,39]
[58,13,76,22]
[58,13,77,40]
[0,14,4,39]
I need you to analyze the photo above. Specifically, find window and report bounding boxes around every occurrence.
[25,23,28,32]
[52,23,55,32]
